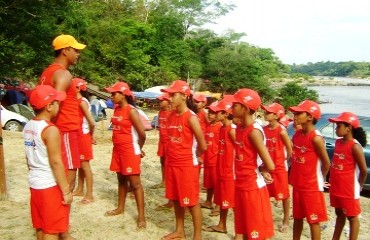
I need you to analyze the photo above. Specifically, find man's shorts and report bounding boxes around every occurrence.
[293,189,328,223]
[166,165,200,207]
[78,133,93,161]
[234,186,274,239]
[203,165,217,188]
[214,178,235,209]
[30,186,70,234]
[267,171,290,200]
[330,194,361,217]
[61,131,80,169]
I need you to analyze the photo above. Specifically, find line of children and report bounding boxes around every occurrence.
[261,103,292,233]
[328,112,367,240]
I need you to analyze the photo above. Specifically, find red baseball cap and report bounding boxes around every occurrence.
[157,92,170,101]
[230,88,261,111]
[105,82,133,96]
[329,112,360,128]
[214,99,233,114]
[72,78,87,91]
[289,100,321,120]
[207,101,219,112]
[29,85,66,110]
[261,103,285,118]
[161,80,191,96]
[193,93,207,103]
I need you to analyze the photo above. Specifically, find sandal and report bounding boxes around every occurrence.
[208,209,220,217]
[104,209,123,217]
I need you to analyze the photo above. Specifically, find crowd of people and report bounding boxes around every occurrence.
[23,34,368,240]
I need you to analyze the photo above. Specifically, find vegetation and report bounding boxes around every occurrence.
[277,82,319,110]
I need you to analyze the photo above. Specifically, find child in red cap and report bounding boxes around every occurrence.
[231,88,275,240]
[24,85,73,239]
[160,80,207,240]
[288,100,331,240]
[104,82,147,230]
[261,103,292,233]
[328,112,367,240]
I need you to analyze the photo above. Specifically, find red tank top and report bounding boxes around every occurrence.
[217,124,236,180]
[166,110,198,167]
[329,139,361,199]
[197,110,207,134]
[290,129,325,191]
[39,64,80,131]
[234,123,266,190]
[263,124,288,172]
[158,110,172,143]
[204,122,222,166]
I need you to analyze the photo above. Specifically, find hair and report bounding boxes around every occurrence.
[80,91,91,99]
[343,123,368,147]
[226,112,234,120]
[312,118,318,125]
[54,49,63,57]
[126,95,136,107]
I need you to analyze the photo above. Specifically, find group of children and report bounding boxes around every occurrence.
[24,77,367,240]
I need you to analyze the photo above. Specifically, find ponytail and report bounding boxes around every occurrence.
[353,127,367,147]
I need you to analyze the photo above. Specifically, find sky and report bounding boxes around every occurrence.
[204,0,370,64]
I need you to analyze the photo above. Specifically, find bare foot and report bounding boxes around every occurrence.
[104,209,123,217]
[161,231,186,240]
[77,198,94,205]
[61,232,76,240]
[72,190,84,197]
[137,220,147,230]
[200,202,213,209]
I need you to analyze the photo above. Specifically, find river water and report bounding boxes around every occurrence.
[308,77,370,116]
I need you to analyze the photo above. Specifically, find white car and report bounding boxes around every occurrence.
[0,105,29,131]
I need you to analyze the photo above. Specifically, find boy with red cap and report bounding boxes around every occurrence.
[23,85,74,240]
[192,93,208,134]
[38,34,86,193]
[288,100,331,240]
[231,88,275,240]
[261,103,292,233]
[160,80,207,240]
[328,112,367,240]
[200,101,222,216]
[203,98,236,234]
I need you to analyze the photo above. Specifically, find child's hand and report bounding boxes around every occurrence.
[62,192,73,205]
[140,150,145,158]
[197,156,203,165]
[261,172,273,184]
[323,182,330,189]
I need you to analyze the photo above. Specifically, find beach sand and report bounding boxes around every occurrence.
[1,109,369,240]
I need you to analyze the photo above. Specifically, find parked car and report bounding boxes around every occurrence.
[0,105,29,131]
[287,113,370,191]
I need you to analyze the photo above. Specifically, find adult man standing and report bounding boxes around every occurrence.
[39,34,86,193]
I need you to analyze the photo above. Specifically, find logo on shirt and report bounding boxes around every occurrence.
[250,230,259,239]
[112,116,123,121]
[206,132,214,138]
[334,152,345,160]
[331,163,344,171]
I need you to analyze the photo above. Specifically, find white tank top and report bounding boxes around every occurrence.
[23,119,57,189]
[81,97,91,134]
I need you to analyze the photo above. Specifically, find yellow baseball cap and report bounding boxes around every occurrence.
[52,34,86,50]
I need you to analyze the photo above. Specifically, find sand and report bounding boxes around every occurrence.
[0,108,369,240]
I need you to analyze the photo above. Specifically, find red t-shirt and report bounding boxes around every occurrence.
[196,110,207,134]
[166,110,198,167]
[330,139,362,199]
[38,64,80,132]
[263,124,288,172]
[290,129,325,191]
[217,124,236,180]
[158,110,172,143]
[204,122,222,166]
[234,123,266,191]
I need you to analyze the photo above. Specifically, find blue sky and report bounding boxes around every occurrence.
[205,0,370,64]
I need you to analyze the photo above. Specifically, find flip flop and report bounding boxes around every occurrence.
[202,226,227,234]
[279,224,289,233]
[104,209,123,217]
[77,198,94,205]
[208,210,220,217]
[200,203,213,209]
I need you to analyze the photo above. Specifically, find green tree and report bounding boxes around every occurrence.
[278,82,318,109]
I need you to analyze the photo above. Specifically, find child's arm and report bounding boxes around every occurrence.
[312,136,331,179]
[189,115,207,156]
[130,108,146,156]
[280,129,293,160]
[80,100,96,136]
[353,143,367,190]
[42,125,72,205]
[250,129,275,171]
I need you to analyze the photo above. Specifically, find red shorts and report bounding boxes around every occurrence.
[157,141,167,157]
[30,186,70,234]
[61,131,80,169]
[234,187,274,239]
[203,165,217,188]
[214,178,235,209]
[110,148,141,175]
[165,165,200,207]
[330,194,361,217]
[267,171,290,200]
[78,133,93,161]
[292,190,328,223]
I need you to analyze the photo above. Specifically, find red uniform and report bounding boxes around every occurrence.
[196,110,207,134]
[263,124,290,200]
[165,110,200,207]
[214,124,235,209]
[110,105,142,175]
[203,122,222,188]
[290,129,328,223]
[157,110,171,157]
[234,123,274,239]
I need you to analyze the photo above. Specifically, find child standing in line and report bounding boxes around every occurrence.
[231,88,275,240]
[288,100,331,240]
[104,82,147,230]
[328,112,367,240]
[200,102,222,216]
[203,99,236,234]
[71,78,95,204]
[160,80,207,240]
[24,85,74,240]
[192,93,208,134]
[261,103,292,233]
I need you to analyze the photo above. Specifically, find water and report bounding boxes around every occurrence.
[308,77,370,116]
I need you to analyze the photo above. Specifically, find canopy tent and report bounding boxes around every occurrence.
[144,85,168,95]
[133,91,161,100]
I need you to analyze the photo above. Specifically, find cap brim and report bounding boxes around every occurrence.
[104,87,116,93]
[328,117,342,123]
[71,43,86,50]
[261,105,274,113]
[207,105,219,112]
[288,106,304,113]
[55,91,66,101]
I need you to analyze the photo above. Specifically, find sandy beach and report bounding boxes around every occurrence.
[1,108,369,240]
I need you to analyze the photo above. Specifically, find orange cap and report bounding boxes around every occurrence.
[329,112,360,128]
[289,100,321,119]
[52,34,86,50]
[30,85,66,110]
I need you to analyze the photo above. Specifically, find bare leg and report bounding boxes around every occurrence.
[72,168,84,196]
[189,204,202,240]
[332,208,346,240]
[67,170,77,192]
[128,174,146,228]
[161,200,186,239]
[42,233,58,240]
[280,198,290,232]
[160,156,165,186]
[36,229,43,240]
[200,188,214,209]
[293,218,303,240]
[205,208,228,232]
[309,222,321,240]
[348,216,359,240]
[80,161,94,201]
[105,173,126,216]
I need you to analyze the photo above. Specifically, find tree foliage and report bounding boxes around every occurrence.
[278,82,319,109]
